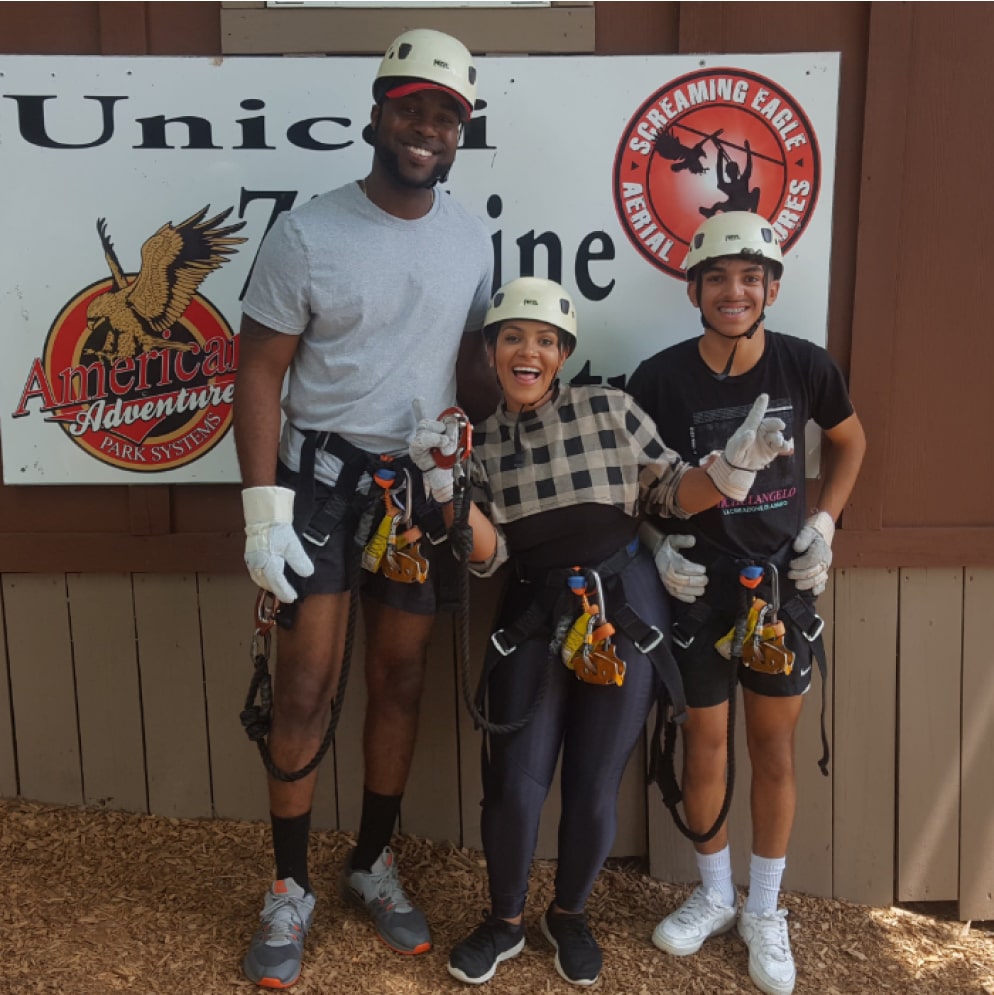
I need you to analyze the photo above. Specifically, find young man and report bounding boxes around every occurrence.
[233,29,496,989]
[627,212,866,995]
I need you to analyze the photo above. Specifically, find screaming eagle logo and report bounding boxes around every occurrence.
[612,68,820,279]
[12,206,246,472]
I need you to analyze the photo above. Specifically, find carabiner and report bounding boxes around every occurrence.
[432,406,472,469]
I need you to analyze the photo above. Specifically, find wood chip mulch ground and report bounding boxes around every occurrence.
[1,799,992,994]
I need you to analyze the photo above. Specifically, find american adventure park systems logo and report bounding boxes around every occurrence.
[11,206,246,473]
[613,68,821,279]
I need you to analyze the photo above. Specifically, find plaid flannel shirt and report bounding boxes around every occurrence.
[469,385,690,575]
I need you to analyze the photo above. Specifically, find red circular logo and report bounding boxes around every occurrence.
[613,68,820,279]
[38,279,237,472]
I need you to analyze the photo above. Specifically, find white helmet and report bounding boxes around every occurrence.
[485,277,578,346]
[372,29,477,118]
[684,211,783,279]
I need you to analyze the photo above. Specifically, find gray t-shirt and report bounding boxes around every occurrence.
[243,181,493,482]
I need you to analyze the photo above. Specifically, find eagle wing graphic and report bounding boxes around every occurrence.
[96,219,129,291]
[125,206,247,333]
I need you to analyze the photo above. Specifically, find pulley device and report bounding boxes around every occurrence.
[558,568,626,687]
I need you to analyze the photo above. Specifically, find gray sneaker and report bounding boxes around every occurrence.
[341,846,432,954]
[242,877,316,988]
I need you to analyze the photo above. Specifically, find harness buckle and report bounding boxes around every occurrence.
[302,525,331,547]
[635,626,665,655]
[490,629,516,657]
[671,622,695,650]
[802,614,825,642]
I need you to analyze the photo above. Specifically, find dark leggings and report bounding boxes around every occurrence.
[480,551,668,918]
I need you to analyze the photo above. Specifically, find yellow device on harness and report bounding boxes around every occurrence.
[560,570,626,687]
[362,467,429,583]
[714,599,795,675]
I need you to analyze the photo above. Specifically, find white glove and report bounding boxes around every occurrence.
[788,510,835,596]
[653,534,708,604]
[242,486,315,603]
[409,417,457,503]
[705,393,795,502]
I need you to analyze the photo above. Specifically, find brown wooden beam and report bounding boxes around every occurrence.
[0,533,243,573]
[0,527,992,573]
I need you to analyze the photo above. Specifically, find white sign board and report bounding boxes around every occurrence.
[0,53,839,483]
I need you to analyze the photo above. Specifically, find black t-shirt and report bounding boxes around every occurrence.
[627,330,853,569]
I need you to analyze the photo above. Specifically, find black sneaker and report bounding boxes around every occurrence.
[541,903,602,987]
[448,912,525,985]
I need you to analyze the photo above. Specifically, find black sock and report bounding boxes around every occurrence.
[272,811,311,893]
[351,789,402,871]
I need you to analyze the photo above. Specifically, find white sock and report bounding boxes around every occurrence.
[744,853,786,915]
[695,846,735,908]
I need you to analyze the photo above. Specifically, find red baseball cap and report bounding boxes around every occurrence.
[384,80,473,119]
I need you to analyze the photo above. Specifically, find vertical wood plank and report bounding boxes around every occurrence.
[133,574,212,818]
[786,580,834,898]
[400,612,463,845]
[198,572,269,822]
[833,568,898,905]
[960,568,994,921]
[2,574,81,805]
[0,577,18,796]
[897,569,962,901]
[68,573,147,812]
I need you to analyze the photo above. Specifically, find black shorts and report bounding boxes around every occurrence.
[673,603,814,708]
[274,461,458,628]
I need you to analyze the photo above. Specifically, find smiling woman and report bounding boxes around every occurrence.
[408,276,794,986]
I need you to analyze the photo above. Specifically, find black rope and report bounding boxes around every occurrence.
[240,541,362,783]
[656,583,747,844]
[450,465,549,737]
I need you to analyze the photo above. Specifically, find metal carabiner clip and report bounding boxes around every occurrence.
[432,406,472,469]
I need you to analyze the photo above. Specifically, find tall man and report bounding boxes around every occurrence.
[628,212,865,995]
[233,29,495,988]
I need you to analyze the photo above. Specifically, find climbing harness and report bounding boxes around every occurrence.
[650,547,832,842]
[650,563,760,844]
[240,427,444,781]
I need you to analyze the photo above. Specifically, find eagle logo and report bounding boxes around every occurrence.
[85,206,246,363]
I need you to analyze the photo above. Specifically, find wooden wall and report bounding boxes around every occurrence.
[1,1,992,922]
[2,566,992,920]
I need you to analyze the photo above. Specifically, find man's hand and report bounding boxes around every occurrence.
[788,511,835,596]
[409,402,457,503]
[242,486,314,603]
[705,394,794,502]
[653,534,708,604]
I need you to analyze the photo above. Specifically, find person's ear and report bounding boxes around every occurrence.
[687,281,699,308]
[766,279,780,306]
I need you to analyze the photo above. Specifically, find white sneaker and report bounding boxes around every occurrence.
[737,908,796,995]
[651,886,737,956]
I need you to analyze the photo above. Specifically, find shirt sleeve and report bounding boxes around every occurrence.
[809,345,855,431]
[464,223,495,334]
[242,213,311,336]
[467,452,511,577]
[624,397,693,520]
